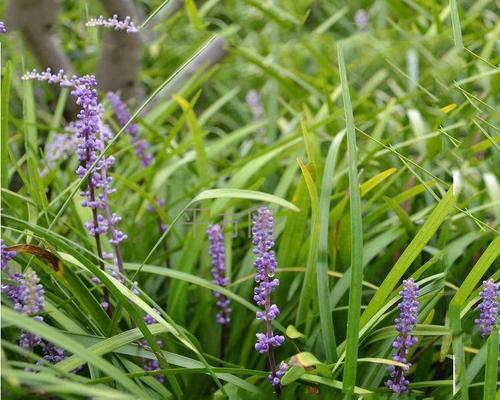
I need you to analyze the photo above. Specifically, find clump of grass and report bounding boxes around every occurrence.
[1,1,498,399]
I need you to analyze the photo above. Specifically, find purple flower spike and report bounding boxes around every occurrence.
[4,270,45,315]
[252,207,285,393]
[386,278,419,394]
[475,279,499,338]
[1,240,16,271]
[86,15,138,33]
[0,21,6,33]
[107,92,153,167]
[24,69,126,276]
[207,225,231,325]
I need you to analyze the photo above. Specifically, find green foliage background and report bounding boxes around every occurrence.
[1,0,498,399]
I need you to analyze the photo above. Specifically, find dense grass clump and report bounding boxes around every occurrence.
[1,1,498,399]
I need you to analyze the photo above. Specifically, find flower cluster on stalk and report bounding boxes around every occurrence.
[252,207,285,391]
[207,224,231,325]
[107,92,153,167]
[86,15,138,33]
[386,278,419,394]
[23,69,127,280]
[1,244,66,363]
[475,279,499,338]
[0,21,6,33]
[41,129,78,176]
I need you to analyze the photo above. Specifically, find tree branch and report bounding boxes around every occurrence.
[7,0,78,116]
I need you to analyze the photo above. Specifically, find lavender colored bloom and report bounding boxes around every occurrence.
[24,69,127,274]
[131,281,140,296]
[41,131,78,176]
[246,90,264,120]
[245,89,265,136]
[269,361,288,387]
[143,358,165,383]
[147,198,165,213]
[1,239,16,271]
[19,316,44,350]
[2,272,45,351]
[107,92,153,167]
[144,312,158,325]
[386,278,419,394]
[86,15,138,33]
[0,21,6,33]
[42,342,66,363]
[207,224,231,325]
[4,270,45,315]
[474,279,499,338]
[252,207,285,391]
[354,9,369,31]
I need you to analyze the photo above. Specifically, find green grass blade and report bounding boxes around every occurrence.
[317,133,344,362]
[484,330,498,400]
[296,159,319,327]
[192,188,300,212]
[338,43,364,396]
[1,308,148,398]
[450,0,463,48]
[1,61,11,189]
[23,78,48,218]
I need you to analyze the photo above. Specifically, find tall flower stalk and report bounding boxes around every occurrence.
[386,278,419,394]
[24,69,128,305]
[207,224,231,359]
[252,207,285,393]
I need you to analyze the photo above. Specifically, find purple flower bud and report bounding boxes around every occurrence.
[385,278,419,394]
[43,342,66,363]
[144,308,160,325]
[354,9,369,31]
[19,322,44,349]
[474,279,499,338]
[1,240,16,271]
[207,225,231,325]
[268,361,288,386]
[86,15,138,33]
[0,21,6,33]
[131,281,140,296]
